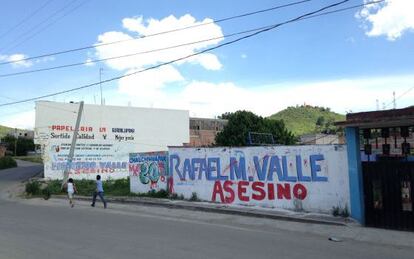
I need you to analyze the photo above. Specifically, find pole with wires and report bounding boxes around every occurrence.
[99,68,103,106]
[61,101,84,188]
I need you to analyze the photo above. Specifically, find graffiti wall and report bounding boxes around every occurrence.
[169,146,350,213]
[35,101,189,180]
[130,152,169,193]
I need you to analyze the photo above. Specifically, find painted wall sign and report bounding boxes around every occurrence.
[35,101,189,180]
[169,146,350,213]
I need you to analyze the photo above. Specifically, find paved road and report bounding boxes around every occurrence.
[0,160,42,197]
[0,163,413,259]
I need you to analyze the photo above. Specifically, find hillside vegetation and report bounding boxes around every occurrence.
[269,105,345,136]
[0,125,13,139]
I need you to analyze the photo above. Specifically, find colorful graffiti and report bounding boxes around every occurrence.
[129,152,168,193]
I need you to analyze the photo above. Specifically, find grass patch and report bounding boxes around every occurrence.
[31,178,133,197]
[332,204,349,218]
[0,156,17,170]
[189,192,200,202]
[27,178,198,202]
[25,181,42,196]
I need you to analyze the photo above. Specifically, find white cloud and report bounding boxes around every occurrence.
[84,58,95,66]
[114,74,414,118]
[188,53,222,70]
[34,56,55,64]
[357,0,414,40]
[0,53,55,68]
[93,13,224,96]
[0,53,33,68]
[118,65,184,99]
[94,14,224,71]
[5,74,414,129]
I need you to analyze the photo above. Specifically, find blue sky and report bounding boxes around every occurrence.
[0,0,413,129]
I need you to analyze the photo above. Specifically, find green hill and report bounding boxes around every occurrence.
[268,105,345,136]
[0,125,13,139]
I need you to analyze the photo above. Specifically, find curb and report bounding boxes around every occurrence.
[54,195,347,226]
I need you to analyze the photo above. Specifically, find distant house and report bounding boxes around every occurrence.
[299,133,344,145]
[7,129,34,139]
[187,118,228,147]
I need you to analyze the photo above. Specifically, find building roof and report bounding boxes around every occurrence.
[335,106,414,129]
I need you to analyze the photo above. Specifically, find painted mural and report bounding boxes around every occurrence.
[169,146,350,213]
[129,152,169,193]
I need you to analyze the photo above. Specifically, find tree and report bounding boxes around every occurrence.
[215,110,296,146]
[1,135,35,156]
[316,116,325,127]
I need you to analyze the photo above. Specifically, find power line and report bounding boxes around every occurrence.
[0,0,383,78]
[1,0,89,53]
[0,25,269,77]
[1,0,382,108]
[0,0,53,40]
[0,0,311,66]
[384,86,414,109]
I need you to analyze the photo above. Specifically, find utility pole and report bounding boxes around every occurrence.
[393,91,396,109]
[376,99,379,110]
[14,128,17,156]
[99,68,103,105]
[61,101,84,187]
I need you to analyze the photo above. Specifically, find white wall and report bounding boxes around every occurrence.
[35,101,189,180]
[169,145,350,213]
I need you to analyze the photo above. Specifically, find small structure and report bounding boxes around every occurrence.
[188,117,227,147]
[299,133,344,145]
[336,107,414,230]
[7,129,34,139]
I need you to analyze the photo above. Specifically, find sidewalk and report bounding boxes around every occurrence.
[55,194,352,226]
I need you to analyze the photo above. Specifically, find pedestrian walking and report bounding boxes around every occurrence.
[66,178,77,208]
[91,175,107,208]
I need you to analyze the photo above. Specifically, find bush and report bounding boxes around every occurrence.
[332,205,349,218]
[0,156,17,169]
[73,180,96,196]
[340,205,350,218]
[104,178,130,196]
[189,192,200,202]
[42,187,51,200]
[169,193,185,200]
[47,180,65,195]
[25,181,41,196]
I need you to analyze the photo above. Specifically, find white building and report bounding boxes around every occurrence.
[34,101,189,180]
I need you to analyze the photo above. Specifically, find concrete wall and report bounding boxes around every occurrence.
[169,145,350,213]
[35,101,189,180]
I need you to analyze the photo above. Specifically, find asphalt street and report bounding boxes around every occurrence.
[0,162,413,259]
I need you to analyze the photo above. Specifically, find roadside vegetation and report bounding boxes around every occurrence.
[25,177,190,201]
[1,135,35,156]
[215,110,296,146]
[332,205,350,218]
[0,156,17,170]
